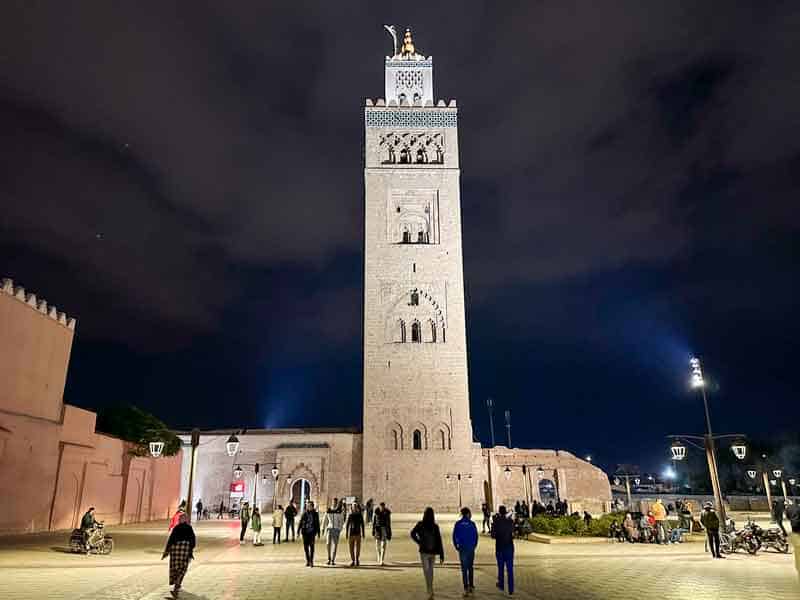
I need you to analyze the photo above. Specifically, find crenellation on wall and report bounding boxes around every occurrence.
[1,277,76,331]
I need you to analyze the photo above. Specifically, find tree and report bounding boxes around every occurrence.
[96,404,182,457]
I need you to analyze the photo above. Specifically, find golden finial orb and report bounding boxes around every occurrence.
[401,28,416,56]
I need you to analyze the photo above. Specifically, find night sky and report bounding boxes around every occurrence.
[2,3,798,473]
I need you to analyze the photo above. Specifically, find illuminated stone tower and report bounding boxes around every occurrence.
[362,27,477,511]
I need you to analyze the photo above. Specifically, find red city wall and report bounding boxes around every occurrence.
[0,278,182,533]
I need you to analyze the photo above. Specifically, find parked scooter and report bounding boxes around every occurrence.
[69,522,114,555]
[747,520,789,554]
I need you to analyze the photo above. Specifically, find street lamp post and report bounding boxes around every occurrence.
[504,465,544,507]
[612,472,637,509]
[667,357,747,525]
[185,429,200,524]
[446,473,472,509]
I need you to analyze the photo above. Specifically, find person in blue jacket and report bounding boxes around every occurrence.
[453,507,479,596]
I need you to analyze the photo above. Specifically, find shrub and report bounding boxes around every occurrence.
[530,511,627,537]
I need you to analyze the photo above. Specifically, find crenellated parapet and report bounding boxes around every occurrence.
[1,277,76,330]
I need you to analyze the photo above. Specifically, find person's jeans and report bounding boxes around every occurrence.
[420,553,436,594]
[376,538,387,564]
[655,521,669,544]
[239,521,248,542]
[285,517,295,541]
[348,535,361,563]
[706,529,721,557]
[483,516,490,533]
[458,547,475,589]
[496,546,514,594]
[303,533,315,564]
[273,527,281,544]
[669,527,687,543]
[775,515,787,536]
[327,528,341,562]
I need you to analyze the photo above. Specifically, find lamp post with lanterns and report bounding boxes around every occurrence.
[504,464,545,508]
[612,470,639,509]
[445,472,472,509]
[745,455,789,510]
[231,461,280,511]
[667,356,747,525]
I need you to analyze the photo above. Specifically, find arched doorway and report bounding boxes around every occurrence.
[539,478,559,504]
[290,478,312,510]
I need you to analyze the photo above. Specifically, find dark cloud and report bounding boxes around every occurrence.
[1,2,798,469]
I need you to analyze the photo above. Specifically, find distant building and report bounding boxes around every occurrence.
[180,28,611,515]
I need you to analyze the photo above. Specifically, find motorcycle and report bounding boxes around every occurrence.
[69,522,114,555]
[747,520,789,554]
[720,525,758,555]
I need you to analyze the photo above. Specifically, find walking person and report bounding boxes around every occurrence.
[365,498,374,524]
[453,507,479,597]
[323,498,345,565]
[411,507,445,600]
[700,502,724,559]
[491,506,515,596]
[217,501,224,519]
[272,505,284,544]
[195,500,203,522]
[372,502,392,565]
[251,506,263,546]
[299,501,320,566]
[773,498,787,536]
[284,500,297,542]
[785,499,800,583]
[481,503,491,534]
[161,512,196,598]
[345,502,365,567]
[239,502,251,545]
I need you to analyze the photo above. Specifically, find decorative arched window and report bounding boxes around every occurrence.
[402,229,411,243]
[439,430,446,450]
[411,321,421,343]
[413,430,422,450]
[392,430,400,450]
[410,291,419,306]
[386,423,403,450]
[429,320,437,343]
[397,319,407,343]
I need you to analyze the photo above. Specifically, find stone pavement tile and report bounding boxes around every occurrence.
[0,520,796,599]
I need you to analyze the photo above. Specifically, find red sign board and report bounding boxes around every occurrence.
[230,481,245,493]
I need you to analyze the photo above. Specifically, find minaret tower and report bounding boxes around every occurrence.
[362,27,476,511]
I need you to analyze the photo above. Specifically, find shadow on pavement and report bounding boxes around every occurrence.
[49,546,75,554]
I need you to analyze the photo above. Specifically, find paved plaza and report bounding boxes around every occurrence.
[0,517,796,600]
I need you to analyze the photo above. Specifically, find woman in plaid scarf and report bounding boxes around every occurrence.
[162,512,196,597]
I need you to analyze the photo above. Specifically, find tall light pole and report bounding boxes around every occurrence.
[667,356,747,526]
[185,429,200,524]
[504,410,512,448]
[486,398,496,447]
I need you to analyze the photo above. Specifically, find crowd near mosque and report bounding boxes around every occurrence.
[154,496,518,599]
[77,493,800,598]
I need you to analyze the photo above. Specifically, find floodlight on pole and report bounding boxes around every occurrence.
[773,469,783,479]
[271,466,279,479]
[790,478,797,486]
[690,356,704,388]
[747,470,757,479]
[504,466,512,480]
[233,465,243,479]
